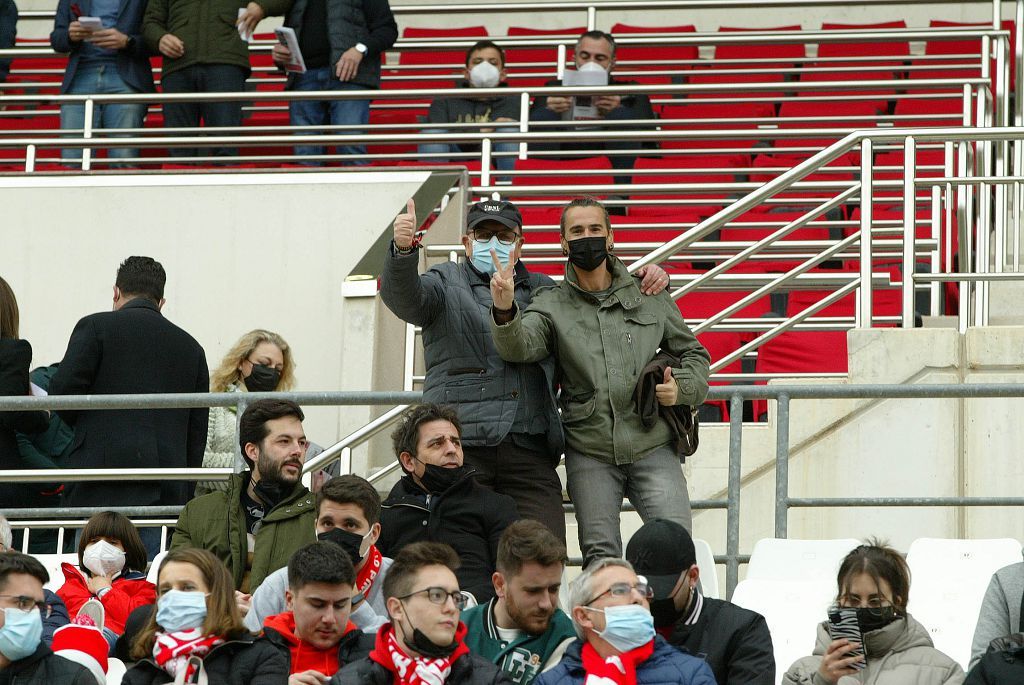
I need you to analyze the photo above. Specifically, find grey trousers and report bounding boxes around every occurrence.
[565,444,691,567]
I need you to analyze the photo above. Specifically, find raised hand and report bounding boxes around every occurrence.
[393,198,417,249]
[636,263,670,295]
[655,366,678,406]
[489,245,520,313]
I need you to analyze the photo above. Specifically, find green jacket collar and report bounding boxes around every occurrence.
[564,255,644,310]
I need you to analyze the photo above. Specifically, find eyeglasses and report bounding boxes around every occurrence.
[397,587,467,610]
[470,228,520,245]
[585,577,654,605]
[0,595,51,618]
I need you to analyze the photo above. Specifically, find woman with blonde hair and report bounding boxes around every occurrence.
[196,330,295,496]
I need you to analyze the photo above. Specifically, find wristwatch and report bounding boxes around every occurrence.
[124,35,136,51]
[355,42,367,54]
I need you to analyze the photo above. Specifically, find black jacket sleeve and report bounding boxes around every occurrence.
[361,0,397,56]
[186,351,210,469]
[379,245,447,328]
[0,340,48,435]
[49,316,102,426]
[724,611,776,685]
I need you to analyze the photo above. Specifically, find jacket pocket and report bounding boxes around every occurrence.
[443,377,502,404]
[560,390,597,427]
[622,311,659,376]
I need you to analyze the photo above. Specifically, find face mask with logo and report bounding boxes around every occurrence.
[567,236,610,272]
[587,604,656,652]
[577,61,607,73]
[83,539,127,577]
[470,235,515,275]
[244,363,281,393]
[156,590,209,632]
[469,60,500,88]
[318,527,372,565]
[0,607,43,662]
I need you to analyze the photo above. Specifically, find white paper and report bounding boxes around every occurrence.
[237,8,254,43]
[562,68,609,121]
[274,27,307,74]
[29,382,47,397]
[78,16,102,30]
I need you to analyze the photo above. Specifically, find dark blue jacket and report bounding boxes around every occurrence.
[534,636,718,685]
[50,0,155,94]
[43,589,70,645]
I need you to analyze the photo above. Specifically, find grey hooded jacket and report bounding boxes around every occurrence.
[970,560,1024,670]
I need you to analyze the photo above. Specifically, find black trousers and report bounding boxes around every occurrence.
[161,63,247,157]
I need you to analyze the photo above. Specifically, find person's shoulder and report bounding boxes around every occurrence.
[332,656,387,685]
[549,608,576,635]
[705,597,767,627]
[452,651,510,684]
[0,337,32,360]
[650,635,711,671]
[460,602,488,627]
[466,477,517,510]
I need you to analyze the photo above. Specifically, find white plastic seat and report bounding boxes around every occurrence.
[731,578,836,684]
[746,538,862,582]
[147,550,169,585]
[35,553,79,592]
[906,537,1023,671]
[106,657,127,685]
[693,538,720,599]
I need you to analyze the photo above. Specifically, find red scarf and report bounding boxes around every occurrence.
[368,622,470,685]
[152,629,225,681]
[581,639,655,685]
[357,545,384,597]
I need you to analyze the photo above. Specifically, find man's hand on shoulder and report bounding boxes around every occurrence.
[635,263,670,296]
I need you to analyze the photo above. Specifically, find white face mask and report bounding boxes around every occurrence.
[83,540,127,577]
[469,60,501,88]
[577,61,607,73]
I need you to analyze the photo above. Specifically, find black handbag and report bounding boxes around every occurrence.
[965,582,1024,684]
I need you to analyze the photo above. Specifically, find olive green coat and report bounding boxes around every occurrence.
[170,472,316,591]
[490,256,710,465]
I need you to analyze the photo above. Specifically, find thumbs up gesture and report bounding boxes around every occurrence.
[394,198,417,249]
[655,366,678,406]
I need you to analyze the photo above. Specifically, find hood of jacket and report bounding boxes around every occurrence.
[812,614,934,659]
[264,611,361,676]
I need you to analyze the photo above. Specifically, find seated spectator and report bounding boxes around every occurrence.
[171,399,316,593]
[197,329,296,496]
[122,547,289,684]
[419,40,519,172]
[626,519,774,685]
[142,0,287,158]
[246,474,394,633]
[0,0,15,85]
[970,556,1024,671]
[528,30,655,176]
[49,0,155,166]
[534,557,715,685]
[0,514,70,646]
[462,520,575,684]
[0,551,95,684]
[377,404,519,605]
[330,541,508,685]
[56,511,155,651]
[262,541,375,683]
[271,0,397,164]
[782,541,964,685]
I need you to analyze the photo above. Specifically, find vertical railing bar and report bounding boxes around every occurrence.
[25,144,36,173]
[82,98,94,172]
[774,394,790,540]
[480,138,492,188]
[859,138,874,328]
[930,185,942,315]
[725,393,743,600]
[233,398,249,475]
[556,44,567,80]
[518,93,530,161]
[586,5,596,30]
[902,135,916,328]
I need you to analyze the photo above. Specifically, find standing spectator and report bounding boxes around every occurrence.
[330,542,510,685]
[272,0,396,164]
[0,276,49,512]
[418,41,519,172]
[0,0,16,84]
[490,197,710,564]
[533,558,716,685]
[626,519,775,685]
[196,329,296,496]
[377,404,519,605]
[171,399,316,593]
[142,0,288,158]
[0,514,70,646]
[461,520,576,684]
[49,257,209,557]
[50,0,155,165]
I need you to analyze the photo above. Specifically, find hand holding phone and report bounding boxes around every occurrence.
[819,607,866,683]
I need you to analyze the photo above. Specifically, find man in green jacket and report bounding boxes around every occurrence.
[171,398,316,592]
[489,197,710,566]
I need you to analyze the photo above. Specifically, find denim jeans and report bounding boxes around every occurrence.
[60,62,147,163]
[418,126,519,172]
[288,67,370,164]
[565,444,692,567]
[161,64,247,157]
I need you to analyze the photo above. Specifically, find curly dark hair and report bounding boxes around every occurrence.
[390,404,462,460]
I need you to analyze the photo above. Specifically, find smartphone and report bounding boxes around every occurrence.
[826,607,866,670]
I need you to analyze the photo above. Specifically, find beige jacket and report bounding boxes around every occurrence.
[782,615,964,685]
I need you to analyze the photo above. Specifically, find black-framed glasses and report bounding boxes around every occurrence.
[0,594,51,618]
[397,587,467,610]
[584,577,653,605]
[470,228,521,245]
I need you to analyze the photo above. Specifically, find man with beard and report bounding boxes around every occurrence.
[171,399,316,592]
[461,520,575,684]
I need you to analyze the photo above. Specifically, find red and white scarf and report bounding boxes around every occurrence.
[152,629,224,681]
[581,639,655,685]
[356,545,384,597]
[368,622,469,685]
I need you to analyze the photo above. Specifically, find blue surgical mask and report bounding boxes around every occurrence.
[156,590,208,632]
[587,604,655,652]
[470,235,514,276]
[0,607,43,662]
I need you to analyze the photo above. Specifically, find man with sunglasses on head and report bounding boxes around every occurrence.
[534,558,715,685]
[331,541,510,685]
[381,199,671,546]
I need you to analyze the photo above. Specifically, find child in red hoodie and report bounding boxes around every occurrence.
[261,541,374,684]
[57,511,156,651]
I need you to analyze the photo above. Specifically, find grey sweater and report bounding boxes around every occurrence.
[969,559,1024,670]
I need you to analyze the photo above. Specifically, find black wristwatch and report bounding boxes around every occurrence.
[124,35,136,51]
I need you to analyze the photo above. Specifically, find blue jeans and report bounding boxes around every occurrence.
[60,62,147,163]
[288,67,370,164]
[418,126,518,172]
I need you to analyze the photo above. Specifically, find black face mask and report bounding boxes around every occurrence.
[567,236,610,272]
[417,463,470,494]
[244,364,281,392]
[318,527,366,566]
[398,608,459,658]
[856,606,899,633]
[649,597,684,629]
[252,475,291,509]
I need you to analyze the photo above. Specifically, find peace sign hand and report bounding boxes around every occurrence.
[489,245,520,313]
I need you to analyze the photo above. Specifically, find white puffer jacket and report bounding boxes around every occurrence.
[195,383,245,495]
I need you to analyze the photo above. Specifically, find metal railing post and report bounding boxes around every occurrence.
[902,135,917,327]
[859,138,874,327]
[234,398,249,473]
[726,393,743,599]
[774,393,791,539]
[481,138,492,188]
[25,144,36,173]
[82,97,94,172]
[930,185,942,315]
[518,92,530,161]
[586,5,596,30]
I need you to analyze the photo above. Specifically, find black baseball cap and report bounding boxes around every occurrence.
[466,200,523,232]
[625,519,697,599]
